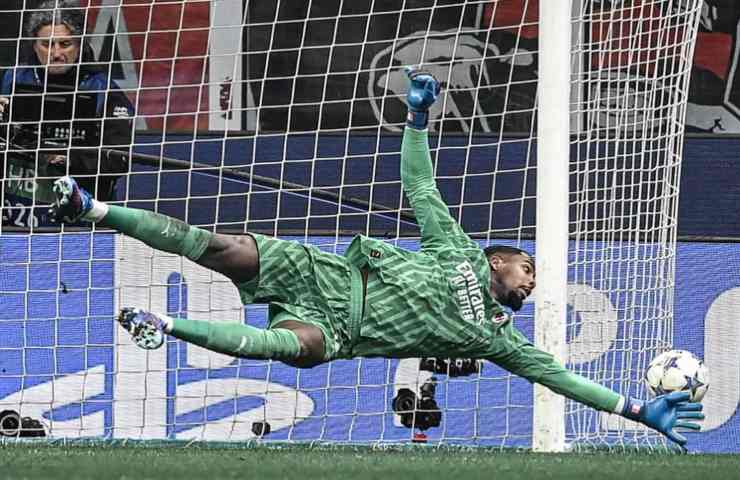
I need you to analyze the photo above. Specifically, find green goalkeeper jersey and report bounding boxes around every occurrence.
[343,128,621,414]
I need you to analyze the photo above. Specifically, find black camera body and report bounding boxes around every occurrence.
[0,410,45,437]
[2,83,101,153]
[251,421,271,437]
[391,379,442,431]
[420,357,482,377]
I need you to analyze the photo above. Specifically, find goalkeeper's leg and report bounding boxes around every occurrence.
[49,176,327,366]
[118,308,325,367]
[48,176,258,283]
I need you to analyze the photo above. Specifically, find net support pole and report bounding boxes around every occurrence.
[533,0,571,453]
[209,0,244,130]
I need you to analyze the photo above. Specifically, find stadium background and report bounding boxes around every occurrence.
[0,0,738,452]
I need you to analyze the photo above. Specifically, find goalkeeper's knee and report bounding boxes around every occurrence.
[100,206,212,262]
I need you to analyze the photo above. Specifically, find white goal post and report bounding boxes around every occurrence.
[0,0,702,450]
[536,0,703,451]
[533,0,571,453]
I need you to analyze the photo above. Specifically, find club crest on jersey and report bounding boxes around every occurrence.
[491,311,510,325]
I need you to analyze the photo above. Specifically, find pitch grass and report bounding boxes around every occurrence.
[0,443,737,480]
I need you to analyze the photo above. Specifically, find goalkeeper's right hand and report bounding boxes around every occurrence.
[622,391,704,446]
[48,176,94,224]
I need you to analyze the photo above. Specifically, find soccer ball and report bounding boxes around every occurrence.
[645,350,709,402]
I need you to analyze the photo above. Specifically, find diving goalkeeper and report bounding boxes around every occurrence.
[48,69,703,446]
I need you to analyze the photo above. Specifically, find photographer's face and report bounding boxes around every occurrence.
[33,24,80,76]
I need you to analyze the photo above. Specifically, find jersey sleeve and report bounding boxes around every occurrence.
[488,325,622,413]
[401,127,476,251]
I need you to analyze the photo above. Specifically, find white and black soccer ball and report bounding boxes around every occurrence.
[645,350,709,402]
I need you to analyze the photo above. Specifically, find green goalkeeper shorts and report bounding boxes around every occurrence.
[234,234,364,360]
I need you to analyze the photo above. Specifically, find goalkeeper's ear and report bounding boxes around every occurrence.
[488,255,504,273]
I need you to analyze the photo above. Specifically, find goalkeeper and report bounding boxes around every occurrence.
[49,68,703,446]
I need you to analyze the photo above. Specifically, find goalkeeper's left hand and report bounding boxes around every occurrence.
[622,391,704,446]
[405,67,441,129]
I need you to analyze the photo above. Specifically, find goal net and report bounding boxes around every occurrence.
[0,0,701,449]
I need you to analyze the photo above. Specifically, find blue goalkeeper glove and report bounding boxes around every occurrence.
[622,391,704,446]
[405,67,441,130]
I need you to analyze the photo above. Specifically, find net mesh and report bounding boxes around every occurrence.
[0,0,701,448]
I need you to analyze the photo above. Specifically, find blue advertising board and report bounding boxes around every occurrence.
[118,134,740,239]
[0,233,738,451]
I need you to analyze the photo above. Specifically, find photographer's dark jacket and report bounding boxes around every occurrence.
[1,53,133,228]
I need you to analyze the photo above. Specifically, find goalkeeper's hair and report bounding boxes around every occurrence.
[483,245,533,263]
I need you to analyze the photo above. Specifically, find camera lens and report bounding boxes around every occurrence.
[0,410,21,437]
[392,389,417,413]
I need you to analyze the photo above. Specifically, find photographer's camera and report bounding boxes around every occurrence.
[391,378,442,431]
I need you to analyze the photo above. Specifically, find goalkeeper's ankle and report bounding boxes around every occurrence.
[157,313,175,333]
[82,199,109,222]
[406,109,429,130]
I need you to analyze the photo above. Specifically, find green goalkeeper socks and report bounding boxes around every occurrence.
[170,318,302,361]
[100,205,212,261]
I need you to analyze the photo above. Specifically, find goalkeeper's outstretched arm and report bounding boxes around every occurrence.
[491,330,705,446]
[401,68,476,251]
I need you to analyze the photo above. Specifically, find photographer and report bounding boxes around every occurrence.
[0,0,133,228]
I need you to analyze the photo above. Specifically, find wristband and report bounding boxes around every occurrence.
[406,110,429,130]
[621,397,644,421]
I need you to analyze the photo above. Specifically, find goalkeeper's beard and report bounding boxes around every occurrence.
[500,290,523,312]
[491,280,524,312]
